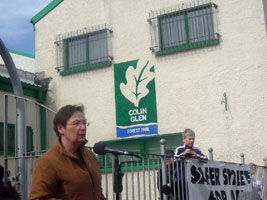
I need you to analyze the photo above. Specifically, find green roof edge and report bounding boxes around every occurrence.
[8,49,35,59]
[30,0,64,27]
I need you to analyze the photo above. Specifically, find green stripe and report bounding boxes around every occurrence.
[156,39,219,56]
[30,0,64,26]
[8,49,35,59]
[0,76,46,103]
[0,76,48,151]
[60,61,112,75]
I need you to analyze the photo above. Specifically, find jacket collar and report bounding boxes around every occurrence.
[184,143,193,149]
[56,137,82,160]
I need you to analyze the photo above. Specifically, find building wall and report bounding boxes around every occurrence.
[34,0,267,164]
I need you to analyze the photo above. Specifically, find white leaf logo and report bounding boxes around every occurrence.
[120,60,155,107]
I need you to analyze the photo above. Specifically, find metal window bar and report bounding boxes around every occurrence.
[55,24,113,72]
[148,0,218,54]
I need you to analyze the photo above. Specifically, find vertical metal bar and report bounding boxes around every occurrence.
[137,156,140,200]
[176,159,181,200]
[125,156,128,200]
[15,97,18,187]
[32,103,38,174]
[172,157,177,200]
[148,156,151,200]
[16,96,27,200]
[185,160,189,200]
[240,153,245,164]
[152,155,157,200]
[131,157,135,200]
[112,156,115,200]
[142,154,146,200]
[158,157,162,200]
[0,40,27,199]
[208,147,213,160]
[4,94,9,184]
[160,139,167,200]
[167,160,171,186]
[105,155,109,199]
[181,159,185,200]
[46,109,49,149]
[24,99,28,197]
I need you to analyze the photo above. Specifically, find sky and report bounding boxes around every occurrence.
[0,0,53,56]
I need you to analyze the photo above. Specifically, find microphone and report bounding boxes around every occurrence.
[93,143,140,157]
[161,184,174,200]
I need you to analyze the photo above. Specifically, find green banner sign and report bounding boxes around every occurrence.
[114,59,158,137]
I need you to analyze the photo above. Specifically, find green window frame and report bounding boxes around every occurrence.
[60,29,112,75]
[0,122,34,156]
[156,3,219,56]
[97,133,183,173]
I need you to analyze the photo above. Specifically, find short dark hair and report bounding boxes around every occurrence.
[165,149,174,156]
[0,184,21,200]
[182,128,195,138]
[53,105,84,136]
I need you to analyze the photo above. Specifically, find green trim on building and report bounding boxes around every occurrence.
[30,0,64,27]
[0,76,47,149]
[60,61,112,76]
[0,76,46,103]
[156,39,219,56]
[8,49,35,59]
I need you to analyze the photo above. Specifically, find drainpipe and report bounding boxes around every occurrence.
[0,39,27,200]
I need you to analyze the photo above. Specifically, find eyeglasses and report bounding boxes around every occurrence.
[67,120,90,127]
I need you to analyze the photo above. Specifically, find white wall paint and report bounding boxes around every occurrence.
[34,0,267,165]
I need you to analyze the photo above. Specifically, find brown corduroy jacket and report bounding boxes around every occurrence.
[30,138,106,200]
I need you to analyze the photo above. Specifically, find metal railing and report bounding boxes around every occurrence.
[99,141,267,200]
[2,95,267,200]
[2,93,56,199]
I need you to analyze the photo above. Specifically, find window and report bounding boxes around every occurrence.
[0,122,34,156]
[56,26,112,75]
[96,133,183,172]
[148,2,219,56]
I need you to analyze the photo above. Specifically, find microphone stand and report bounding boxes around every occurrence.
[114,155,124,200]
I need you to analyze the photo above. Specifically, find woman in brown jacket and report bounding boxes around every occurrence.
[30,105,107,200]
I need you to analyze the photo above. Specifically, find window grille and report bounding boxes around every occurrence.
[148,0,219,56]
[55,24,113,75]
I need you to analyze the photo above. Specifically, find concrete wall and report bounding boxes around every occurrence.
[34,0,267,165]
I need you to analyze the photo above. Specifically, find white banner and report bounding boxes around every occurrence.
[186,160,252,200]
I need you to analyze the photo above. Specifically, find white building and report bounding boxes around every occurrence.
[30,0,267,165]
